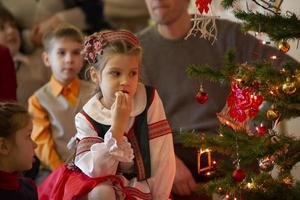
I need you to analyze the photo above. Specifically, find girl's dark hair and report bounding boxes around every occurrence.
[0,102,30,138]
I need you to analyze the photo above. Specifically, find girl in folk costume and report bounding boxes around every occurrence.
[38,30,176,200]
[0,102,38,200]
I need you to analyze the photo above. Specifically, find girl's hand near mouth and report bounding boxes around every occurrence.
[111,91,132,144]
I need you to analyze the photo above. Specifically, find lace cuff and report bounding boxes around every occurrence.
[104,132,134,162]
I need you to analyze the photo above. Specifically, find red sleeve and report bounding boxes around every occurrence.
[0,45,17,101]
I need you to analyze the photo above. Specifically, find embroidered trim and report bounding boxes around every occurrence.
[127,128,146,181]
[148,120,172,140]
[76,137,103,156]
[83,30,140,65]
[80,111,99,133]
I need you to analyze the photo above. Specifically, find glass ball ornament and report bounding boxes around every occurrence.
[278,41,290,53]
[195,84,208,104]
[266,108,279,120]
[255,124,267,136]
[232,168,246,182]
[195,91,208,104]
[282,80,297,95]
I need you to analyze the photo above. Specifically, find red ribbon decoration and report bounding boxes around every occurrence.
[227,82,263,122]
[195,0,212,14]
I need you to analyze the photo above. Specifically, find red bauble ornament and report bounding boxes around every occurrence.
[232,168,246,182]
[196,91,208,104]
[255,123,267,136]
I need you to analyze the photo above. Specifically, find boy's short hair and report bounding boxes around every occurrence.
[42,24,84,52]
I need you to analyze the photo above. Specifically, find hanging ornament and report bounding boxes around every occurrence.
[197,148,213,174]
[255,123,268,136]
[266,107,279,120]
[274,0,284,13]
[282,78,297,95]
[185,0,217,44]
[259,157,274,172]
[226,82,263,123]
[232,168,246,182]
[255,0,283,14]
[217,81,263,134]
[195,0,212,14]
[217,105,246,131]
[232,134,246,183]
[278,41,290,53]
[195,84,209,104]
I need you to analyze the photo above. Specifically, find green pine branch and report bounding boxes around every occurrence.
[186,50,237,85]
[184,1,300,199]
[197,172,300,200]
[187,50,300,119]
[221,0,239,9]
[234,11,300,42]
[178,126,300,172]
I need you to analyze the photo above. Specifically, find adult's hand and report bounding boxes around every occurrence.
[31,15,63,46]
[172,156,198,196]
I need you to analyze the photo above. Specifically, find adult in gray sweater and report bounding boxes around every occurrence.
[138,0,298,199]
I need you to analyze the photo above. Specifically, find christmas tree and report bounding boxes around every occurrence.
[181,0,300,199]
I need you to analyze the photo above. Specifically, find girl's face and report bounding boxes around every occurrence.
[92,54,140,108]
[7,120,37,172]
[0,21,20,56]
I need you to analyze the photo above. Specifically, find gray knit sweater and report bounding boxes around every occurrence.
[138,18,298,136]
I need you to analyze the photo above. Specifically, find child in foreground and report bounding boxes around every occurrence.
[0,102,38,200]
[38,30,176,200]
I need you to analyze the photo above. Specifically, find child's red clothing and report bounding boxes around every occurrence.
[38,84,175,200]
[0,45,17,101]
[0,170,38,200]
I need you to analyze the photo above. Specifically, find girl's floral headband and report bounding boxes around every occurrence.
[83,30,140,65]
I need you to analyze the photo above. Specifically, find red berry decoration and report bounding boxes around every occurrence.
[255,123,267,136]
[196,91,208,104]
[196,84,208,104]
[232,168,246,182]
